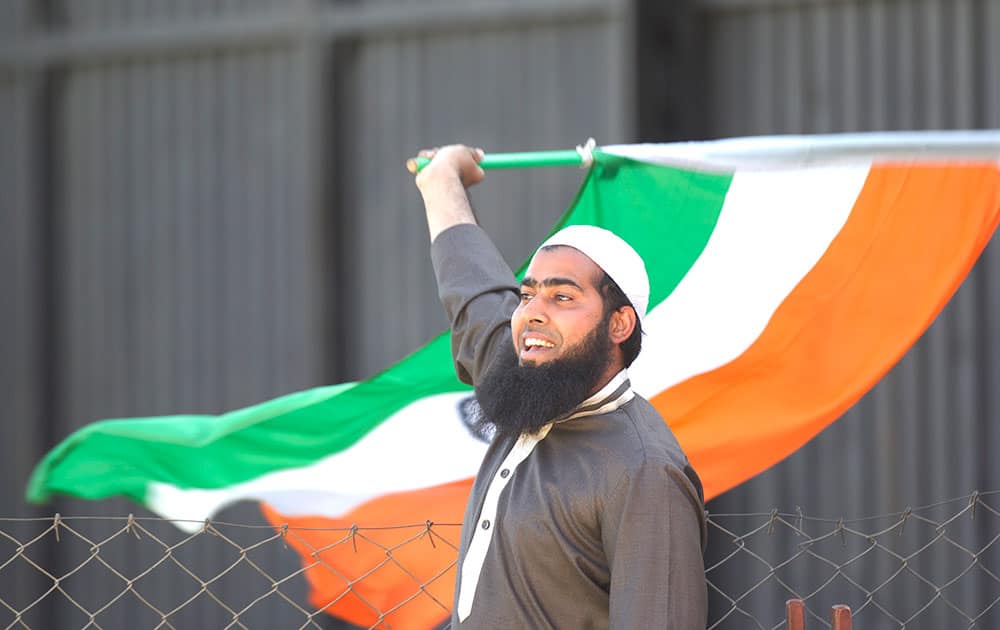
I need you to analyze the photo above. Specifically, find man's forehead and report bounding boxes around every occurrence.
[523,246,602,286]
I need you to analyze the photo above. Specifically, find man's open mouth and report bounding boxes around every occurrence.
[522,337,556,354]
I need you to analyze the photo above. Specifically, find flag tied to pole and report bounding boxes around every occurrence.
[27,132,1000,629]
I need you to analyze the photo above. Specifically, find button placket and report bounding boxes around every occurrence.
[456,425,552,622]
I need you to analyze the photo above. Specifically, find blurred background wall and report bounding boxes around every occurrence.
[2,0,999,627]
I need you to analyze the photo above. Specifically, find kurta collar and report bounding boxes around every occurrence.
[558,369,634,423]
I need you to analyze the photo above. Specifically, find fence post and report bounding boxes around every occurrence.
[786,599,805,630]
[831,604,852,630]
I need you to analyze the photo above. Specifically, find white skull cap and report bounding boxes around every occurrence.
[538,225,650,322]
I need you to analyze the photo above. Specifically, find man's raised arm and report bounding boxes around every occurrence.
[415,145,520,387]
[415,145,485,242]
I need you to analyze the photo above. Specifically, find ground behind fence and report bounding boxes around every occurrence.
[1,490,998,629]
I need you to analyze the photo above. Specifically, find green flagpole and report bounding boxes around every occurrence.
[406,140,595,173]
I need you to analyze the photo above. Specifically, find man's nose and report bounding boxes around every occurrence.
[519,296,548,323]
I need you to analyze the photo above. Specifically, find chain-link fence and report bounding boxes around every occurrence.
[2,491,998,629]
[705,490,1000,629]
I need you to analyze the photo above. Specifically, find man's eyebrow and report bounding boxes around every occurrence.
[520,276,584,291]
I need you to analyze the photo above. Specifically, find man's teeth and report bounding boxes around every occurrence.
[525,338,555,348]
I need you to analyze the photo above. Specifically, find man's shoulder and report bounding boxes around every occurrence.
[619,395,706,506]
[545,399,706,510]
[551,395,686,471]
[618,395,688,463]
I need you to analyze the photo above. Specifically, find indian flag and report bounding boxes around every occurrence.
[27,132,1000,630]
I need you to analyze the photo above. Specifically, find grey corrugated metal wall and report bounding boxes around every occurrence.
[3,0,333,626]
[1,1,53,624]
[3,0,999,627]
[699,0,1000,627]
[705,0,994,136]
[1,0,39,524]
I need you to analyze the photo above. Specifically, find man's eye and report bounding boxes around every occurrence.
[520,292,533,302]
[555,294,572,302]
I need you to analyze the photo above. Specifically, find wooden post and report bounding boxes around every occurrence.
[786,599,805,630]
[831,604,853,630]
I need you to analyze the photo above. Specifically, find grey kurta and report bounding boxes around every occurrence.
[431,223,708,629]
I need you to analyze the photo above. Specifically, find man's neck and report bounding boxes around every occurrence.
[561,369,635,423]
[586,357,627,399]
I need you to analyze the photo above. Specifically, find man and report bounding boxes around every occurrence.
[415,145,707,628]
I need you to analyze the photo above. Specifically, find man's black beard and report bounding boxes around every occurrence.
[473,318,614,441]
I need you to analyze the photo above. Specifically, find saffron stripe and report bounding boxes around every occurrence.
[654,163,1000,500]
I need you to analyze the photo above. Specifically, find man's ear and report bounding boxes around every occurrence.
[608,306,637,344]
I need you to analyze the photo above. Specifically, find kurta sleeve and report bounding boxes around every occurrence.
[601,458,708,629]
[430,223,520,386]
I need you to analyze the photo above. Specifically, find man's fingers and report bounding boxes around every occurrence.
[413,144,487,187]
[416,145,483,162]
